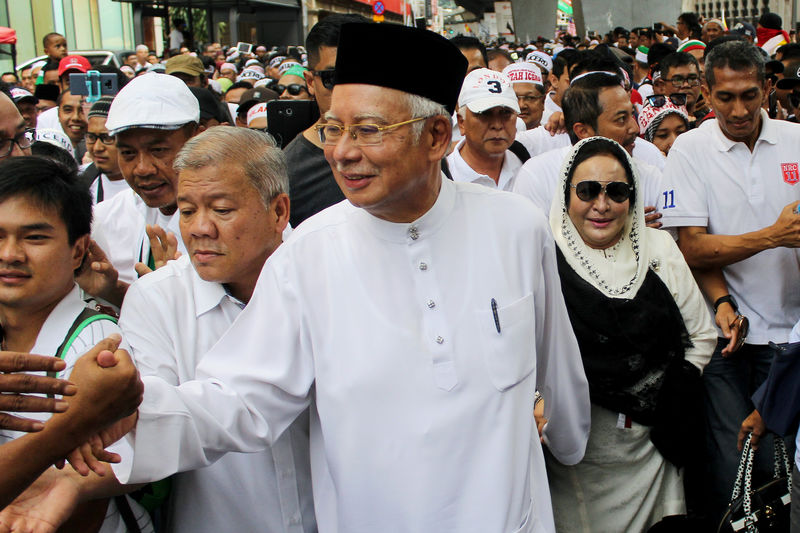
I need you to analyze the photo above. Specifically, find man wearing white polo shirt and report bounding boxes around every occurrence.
[81,73,198,306]
[447,68,522,191]
[660,40,800,522]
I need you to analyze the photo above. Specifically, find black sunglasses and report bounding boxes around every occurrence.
[646,93,687,107]
[571,181,632,203]
[313,69,335,90]
[274,83,308,96]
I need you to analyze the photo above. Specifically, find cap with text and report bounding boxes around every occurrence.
[501,63,543,88]
[458,68,520,114]
[526,51,553,73]
[58,55,91,77]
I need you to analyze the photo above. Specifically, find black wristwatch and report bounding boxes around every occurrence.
[713,294,738,314]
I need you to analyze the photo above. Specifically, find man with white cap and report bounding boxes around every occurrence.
[447,68,523,191]
[82,73,197,306]
[102,22,589,533]
[502,62,546,129]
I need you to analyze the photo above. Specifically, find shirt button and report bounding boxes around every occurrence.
[435,336,444,344]
[408,225,419,240]
[419,262,428,271]
[427,299,436,309]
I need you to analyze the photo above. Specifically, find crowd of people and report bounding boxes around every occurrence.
[0,8,798,533]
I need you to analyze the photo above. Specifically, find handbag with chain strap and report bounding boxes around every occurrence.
[717,434,792,532]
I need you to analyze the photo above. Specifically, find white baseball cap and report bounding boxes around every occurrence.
[526,51,553,73]
[105,73,200,135]
[501,63,544,88]
[457,68,520,114]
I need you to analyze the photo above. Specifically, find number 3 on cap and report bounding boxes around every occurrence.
[487,80,502,93]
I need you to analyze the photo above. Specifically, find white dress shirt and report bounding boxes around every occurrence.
[660,113,800,344]
[91,189,186,285]
[118,256,315,533]
[115,178,591,533]
[540,92,561,125]
[446,138,523,191]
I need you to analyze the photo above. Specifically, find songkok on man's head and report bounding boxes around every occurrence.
[334,23,467,115]
[458,68,520,114]
[105,72,200,135]
[87,96,114,119]
[501,62,543,88]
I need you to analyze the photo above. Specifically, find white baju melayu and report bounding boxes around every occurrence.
[512,145,665,216]
[544,138,715,532]
[446,138,523,191]
[0,285,153,533]
[91,188,186,285]
[118,255,315,533]
[114,177,591,533]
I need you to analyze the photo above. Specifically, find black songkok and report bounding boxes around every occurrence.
[334,23,467,115]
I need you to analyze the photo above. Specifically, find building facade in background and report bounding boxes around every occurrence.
[0,0,135,73]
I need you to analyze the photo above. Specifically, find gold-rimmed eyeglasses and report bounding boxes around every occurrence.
[315,117,427,146]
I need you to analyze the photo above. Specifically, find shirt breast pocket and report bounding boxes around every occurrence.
[477,293,536,391]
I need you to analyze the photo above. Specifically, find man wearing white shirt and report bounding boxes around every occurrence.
[502,62,546,130]
[514,72,665,228]
[83,74,197,307]
[448,69,523,191]
[660,40,800,521]
[116,127,315,532]
[111,23,590,533]
[0,156,151,532]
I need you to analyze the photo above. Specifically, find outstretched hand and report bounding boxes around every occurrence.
[134,224,181,277]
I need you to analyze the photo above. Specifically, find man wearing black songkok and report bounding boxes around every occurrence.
[108,22,591,533]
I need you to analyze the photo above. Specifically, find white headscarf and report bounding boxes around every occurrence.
[549,137,649,299]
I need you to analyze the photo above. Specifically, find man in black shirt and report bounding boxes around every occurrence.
[283,14,368,228]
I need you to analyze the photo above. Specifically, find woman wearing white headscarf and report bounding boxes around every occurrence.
[543,137,715,532]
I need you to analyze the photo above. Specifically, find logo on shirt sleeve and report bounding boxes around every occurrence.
[782,163,799,185]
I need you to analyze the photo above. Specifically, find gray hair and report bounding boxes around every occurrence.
[403,93,449,141]
[173,126,288,207]
[704,40,765,88]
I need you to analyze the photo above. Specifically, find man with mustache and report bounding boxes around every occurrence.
[83,73,198,306]
[447,68,524,191]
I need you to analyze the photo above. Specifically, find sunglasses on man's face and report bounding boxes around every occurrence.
[646,93,688,107]
[313,69,335,90]
[571,180,632,203]
[274,83,308,96]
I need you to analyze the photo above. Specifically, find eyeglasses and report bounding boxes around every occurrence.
[571,180,632,203]
[316,117,427,146]
[646,93,688,107]
[85,132,115,145]
[730,315,749,352]
[274,83,308,96]
[0,129,34,159]
[664,75,701,88]
[313,69,335,90]
[517,94,545,103]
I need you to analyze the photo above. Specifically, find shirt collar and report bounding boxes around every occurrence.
[30,284,86,357]
[190,264,241,317]
[450,139,521,190]
[354,175,456,244]
[712,109,777,151]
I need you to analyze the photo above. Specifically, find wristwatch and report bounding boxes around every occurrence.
[713,294,738,314]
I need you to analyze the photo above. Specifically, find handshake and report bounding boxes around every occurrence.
[0,335,143,507]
